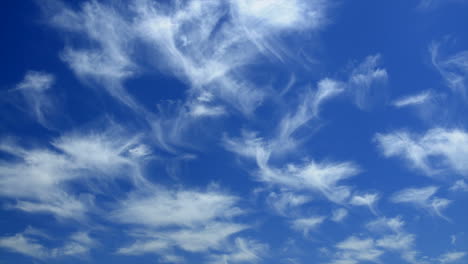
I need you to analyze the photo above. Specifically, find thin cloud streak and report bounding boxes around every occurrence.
[392,90,432,108]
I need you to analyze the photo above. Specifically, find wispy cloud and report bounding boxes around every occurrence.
[450,180,468,192]
[44,0,330,116]
[348,54,388,110]
[349,192,380,214]
[390,186,451,219]
[113,184,253,259]
[275,78,345,152]
[111,185,243,228]
[430,41,468,97]
[0,124,147,220]
[291,216,326,236]
[375,128,468,177]
[267,191,312,216]
[0,233,49,259]
[392,90,432,108]
[256,159,360,204]
[3,1,466,263]
[117,221,248,255]
[44,0,139,109]
[329,236,384,264]
[366,216,405,233]
[0,229,96,259]
[207,238,268,264]
[331,208,348,222]
[223,78,357,205]
[302,201,422,263]
[11,71,56,127]
[439,251,466,263]
[376,233,415,252]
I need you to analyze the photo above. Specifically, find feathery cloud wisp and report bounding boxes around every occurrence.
[390,186,452,219]
[375,128,468,177]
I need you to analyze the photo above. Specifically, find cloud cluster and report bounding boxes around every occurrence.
[44,0,329,116]
[1,1,467,263]
[223,79,360,205]
[327,216,422,264]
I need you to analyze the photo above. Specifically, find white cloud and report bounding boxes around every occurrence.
[147,95,227,154]
[22,227,52,240]
[230,0,326,31]
[366,216,405,233]
[349,192,380,214]
[53,232,96,256]
[12,196,89,220]
[439,251,466,263]
[291,216,326,236]
[0,229,96,259]
[208,237,267,264]
[368,216,425,264]
[275,78,345,152]
[348,54,388,110]
[131,0,323,115]
[113,184,251,258]
[331,208,348,222]
[13,71,56,127]
[32,0,339,162]
[267,191,312,215]
[116,239,169,256]
[111,186,243,228]
[451,235,457,245]
[223,78,357,205]
[375,128,468,177]
[0,125,147,220]
[256,159,360,204]
[225,78,345,158]
[189,104,226,117]
[390,186,452,218]
[161,222,248,253]
[16,71,54,92]
[430,42,468,97]
[331,236,384,264]
[45,0,330,117]
[390,186,438,205]
[392,90,432,108]
[450,180,468,192]
[327,216,422,264]
[376,233,415,251]
[117,222,248,255]
[0,233,49,259]
[45,0,140,109]
[336,236,374,251]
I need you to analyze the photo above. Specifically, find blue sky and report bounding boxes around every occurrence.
[1,0,468,263]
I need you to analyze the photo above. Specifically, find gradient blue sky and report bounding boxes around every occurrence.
[1,1,468,264]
